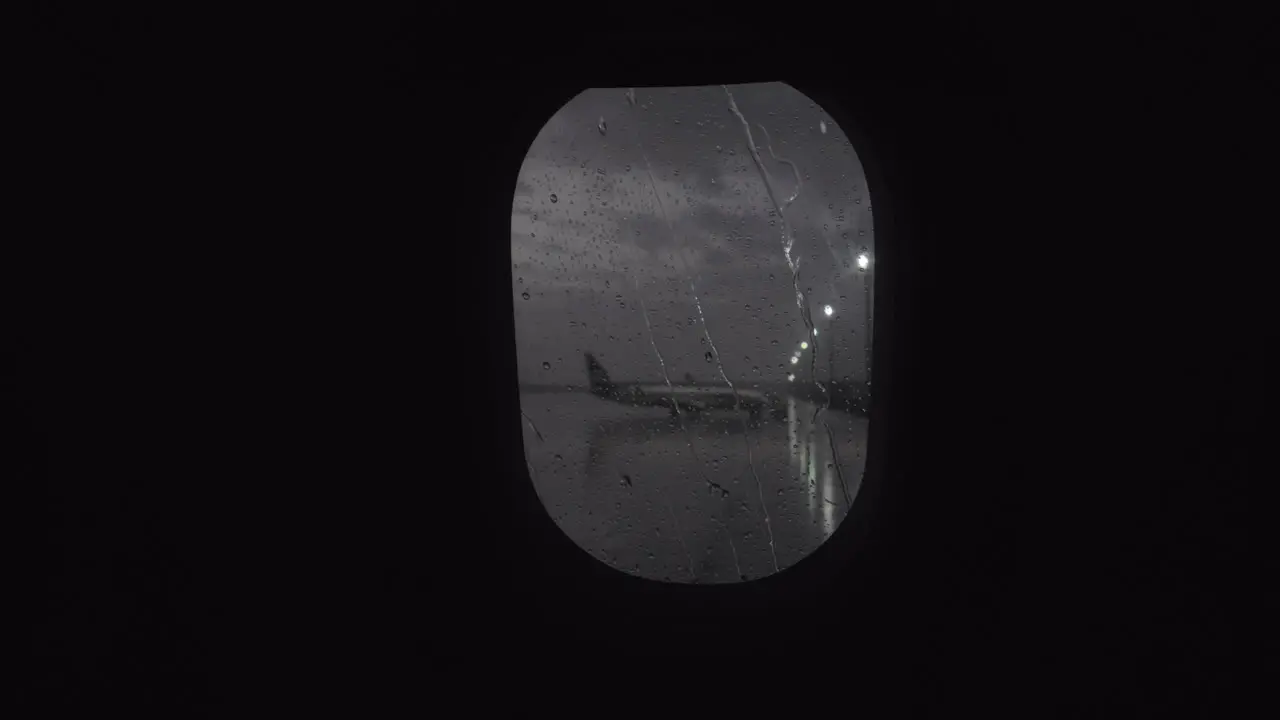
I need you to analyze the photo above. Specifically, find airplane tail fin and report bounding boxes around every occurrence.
[584,352,612,392]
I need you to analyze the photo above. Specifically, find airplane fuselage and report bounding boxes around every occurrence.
[584,351,772,417]
[592,381,768,415]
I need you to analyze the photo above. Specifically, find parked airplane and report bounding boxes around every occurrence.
[585,352,771,418]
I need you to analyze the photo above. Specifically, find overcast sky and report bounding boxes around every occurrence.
[512,82,874,387]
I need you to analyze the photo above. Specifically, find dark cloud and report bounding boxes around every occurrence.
[610,201,792,270]
[618,212,668,254]
[512,83,875,385]
[703,246,734,268]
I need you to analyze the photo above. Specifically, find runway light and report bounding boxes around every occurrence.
[790,356,799,365]
[856,253,870,270]
[787,373,795,382]
[800,341,809,350]
[813,328,818,337]
[823,304,833,316]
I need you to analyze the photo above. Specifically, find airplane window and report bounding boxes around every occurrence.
[512,83,874,583]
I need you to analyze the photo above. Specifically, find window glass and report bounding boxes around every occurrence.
[513,83,874,583]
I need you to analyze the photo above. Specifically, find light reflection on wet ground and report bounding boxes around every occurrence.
[521,392,868,583]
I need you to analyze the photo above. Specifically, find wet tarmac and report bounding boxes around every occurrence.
[520,392,869,583]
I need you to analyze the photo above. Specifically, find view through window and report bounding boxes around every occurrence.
[513,83,874,583]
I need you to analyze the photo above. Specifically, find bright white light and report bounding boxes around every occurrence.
[856,253,870,270]
[787,373,795,382]
[800,341,809,350]
[790,356,799,365]
[813,328,818,337]
[823,304,834,317]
